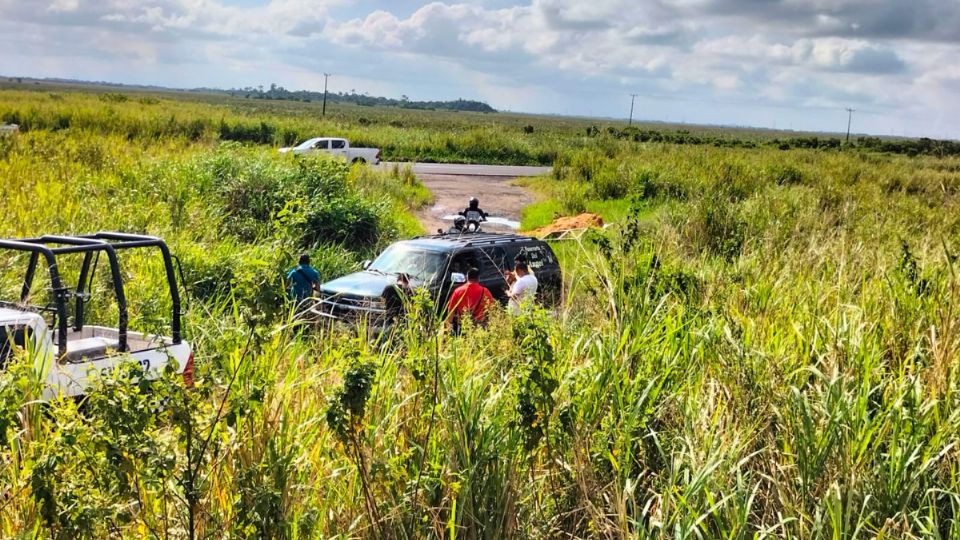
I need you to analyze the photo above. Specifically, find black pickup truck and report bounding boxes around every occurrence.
[315,232,562,324]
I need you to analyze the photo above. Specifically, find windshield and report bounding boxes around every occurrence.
[296,138,320,149]
[369,244,447,283]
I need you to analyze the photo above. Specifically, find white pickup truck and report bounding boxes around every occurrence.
[0,232,193,400]
[279,137,381,164]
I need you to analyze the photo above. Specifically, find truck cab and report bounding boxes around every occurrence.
[313,232,562,325]
[0,232,193,400]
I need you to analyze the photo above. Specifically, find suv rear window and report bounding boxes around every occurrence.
[479,247,508,280]
[519,244,554,270]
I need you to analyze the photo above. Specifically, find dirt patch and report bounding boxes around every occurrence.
[415,173,536,234]
[529,213,605,237]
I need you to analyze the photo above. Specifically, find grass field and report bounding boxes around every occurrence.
[1,85,960,538]
[3,80,957,167]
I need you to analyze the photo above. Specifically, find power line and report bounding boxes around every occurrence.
[322,73,331,116]
[628,93,638,126]
[845,107,855,143]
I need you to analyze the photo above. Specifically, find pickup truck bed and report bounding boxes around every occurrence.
[0,232,194,400]
[61,326,167,363]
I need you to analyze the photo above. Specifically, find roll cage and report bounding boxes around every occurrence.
[0,232,183,358]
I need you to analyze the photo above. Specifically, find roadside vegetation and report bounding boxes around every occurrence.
[1,86,960,538]
[3,84,958,167]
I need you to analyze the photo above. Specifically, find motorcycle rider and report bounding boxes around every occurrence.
[460,197,488,221]
[459,197,487,232]
[446,215,467,234]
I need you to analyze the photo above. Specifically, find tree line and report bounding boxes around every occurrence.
[207,83,497,113]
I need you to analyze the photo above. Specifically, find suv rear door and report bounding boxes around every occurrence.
[512,241,562,305]
[478,246,510,301]
[439,248,509,305]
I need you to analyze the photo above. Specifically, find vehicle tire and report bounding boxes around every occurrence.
[352,158,366,164]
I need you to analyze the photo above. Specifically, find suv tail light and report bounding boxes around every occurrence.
[182,352,195,387]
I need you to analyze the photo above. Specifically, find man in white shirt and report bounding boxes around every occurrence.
[508,261,538,314]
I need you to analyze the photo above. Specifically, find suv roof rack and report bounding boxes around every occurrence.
[0,232,182,357]
[412,231,535,248]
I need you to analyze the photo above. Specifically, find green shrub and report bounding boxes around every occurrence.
[300,194,388,249]
[768,163,805,185]
[568,149,604,182]
[590,161,629,200]
[558,182,589,215]
[682,193,746,260]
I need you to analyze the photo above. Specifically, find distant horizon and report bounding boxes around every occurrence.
[5,74,938,142]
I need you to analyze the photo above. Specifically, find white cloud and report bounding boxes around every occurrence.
[47,0,79,13]
[696,36,905,74]
[0,0,957,137]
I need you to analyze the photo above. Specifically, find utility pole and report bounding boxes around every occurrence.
[322,73,331,116]
[845,108,855,143]
[628,93,638,126]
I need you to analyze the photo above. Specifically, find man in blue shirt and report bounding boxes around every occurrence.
[287,253,321,304]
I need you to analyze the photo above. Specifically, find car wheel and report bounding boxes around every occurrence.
[352,158,366,164]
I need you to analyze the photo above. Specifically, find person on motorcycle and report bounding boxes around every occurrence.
[446,215,467,234]
[460,197,488,221]
[458,197,487,232]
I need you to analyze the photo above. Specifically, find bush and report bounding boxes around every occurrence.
[204,150,351,241]
[300,194,388,249]
[768,164,804,186]
[632,168,689,201]
[568,149,604,182]
[681,193,746,260]
[590,161,629,200]
[558,182,589,215]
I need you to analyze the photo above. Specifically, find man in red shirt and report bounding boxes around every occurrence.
[446,267,495,334]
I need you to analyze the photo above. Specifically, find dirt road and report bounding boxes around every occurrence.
[415,173,538,234]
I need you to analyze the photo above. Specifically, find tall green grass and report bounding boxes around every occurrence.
[1,92,960,538]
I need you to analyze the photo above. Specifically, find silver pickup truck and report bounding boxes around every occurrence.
[0,232,193,399]
[279,137,381,164]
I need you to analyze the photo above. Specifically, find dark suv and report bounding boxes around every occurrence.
[316,232,562,323]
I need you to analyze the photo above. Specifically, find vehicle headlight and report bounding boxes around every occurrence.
[364,298,387,309]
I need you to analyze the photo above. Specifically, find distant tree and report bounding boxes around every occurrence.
[212,83,497,113]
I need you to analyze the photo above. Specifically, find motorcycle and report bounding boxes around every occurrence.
[461,209,485,233]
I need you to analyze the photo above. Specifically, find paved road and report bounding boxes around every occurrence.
[381,162,550,177]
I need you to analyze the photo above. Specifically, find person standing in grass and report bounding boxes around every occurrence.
[286,253,321,305]
[446,267,495,334]
[507,261,538,314]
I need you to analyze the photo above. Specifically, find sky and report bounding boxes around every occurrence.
[1,0,959,138]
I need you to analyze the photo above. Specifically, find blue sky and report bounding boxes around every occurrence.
[1,0,959,138]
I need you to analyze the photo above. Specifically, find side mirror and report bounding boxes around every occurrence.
[362,260,372,270]
[451,272,466,285]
